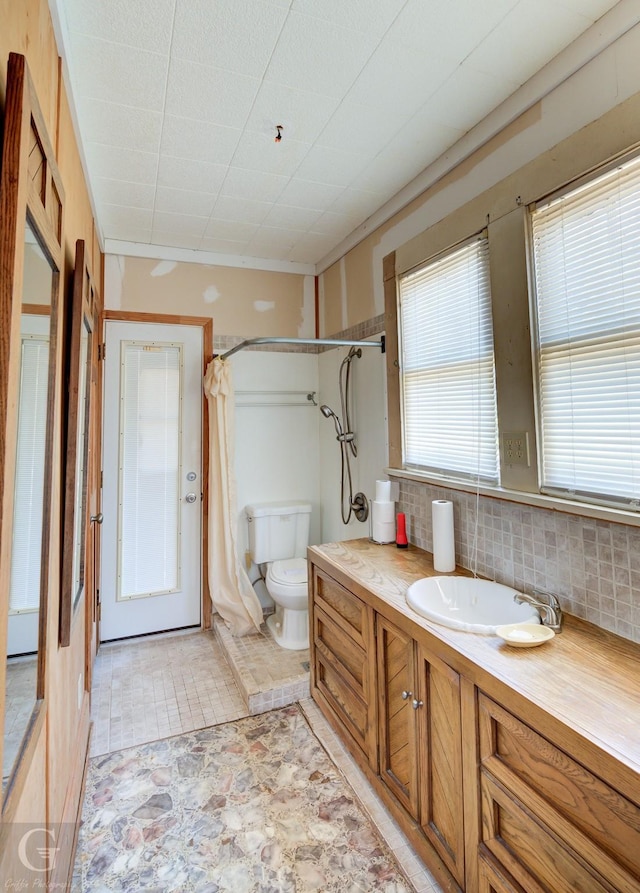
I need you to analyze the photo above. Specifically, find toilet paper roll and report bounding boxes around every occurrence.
[372,500,395,523]
[375,480,392,502]
[432,499,455,572]
[372,518,396,544]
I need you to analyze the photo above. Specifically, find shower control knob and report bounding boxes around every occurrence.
[186,471,197,481]
[401,690,412,700]
[185,492,197,504]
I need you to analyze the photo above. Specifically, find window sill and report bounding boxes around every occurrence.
[386,466,640,529]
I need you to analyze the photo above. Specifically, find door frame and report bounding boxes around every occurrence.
[102,310,214,632]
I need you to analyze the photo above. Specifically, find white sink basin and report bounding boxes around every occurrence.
[406,576,539,634]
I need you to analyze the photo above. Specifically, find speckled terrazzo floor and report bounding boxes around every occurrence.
[74,704,413,892]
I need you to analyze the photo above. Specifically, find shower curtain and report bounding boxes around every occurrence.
[203,357,263,636]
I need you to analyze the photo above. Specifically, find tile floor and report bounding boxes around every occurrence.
[3,656,37,786]
[87,626,443,892]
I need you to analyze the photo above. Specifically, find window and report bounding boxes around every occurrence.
[398,236,499,484]
[530,153,640,507]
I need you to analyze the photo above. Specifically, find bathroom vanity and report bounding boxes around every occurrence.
[308,539,640,893]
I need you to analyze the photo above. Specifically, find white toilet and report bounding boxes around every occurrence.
[245,501,312,650]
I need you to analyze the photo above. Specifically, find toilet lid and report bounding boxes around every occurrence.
[269,558,308,587]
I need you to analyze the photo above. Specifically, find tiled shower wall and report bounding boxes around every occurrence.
[397,479,640,644]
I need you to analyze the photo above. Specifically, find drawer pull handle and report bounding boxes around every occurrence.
[412,699,424,710]
[401,690,412,700]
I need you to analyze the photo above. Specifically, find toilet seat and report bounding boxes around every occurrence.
[268,558,307,588]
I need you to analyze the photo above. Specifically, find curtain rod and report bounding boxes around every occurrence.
[216,335,385,361]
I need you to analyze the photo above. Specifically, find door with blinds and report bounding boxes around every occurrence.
[8,314,49,655]
[100,321,203,641]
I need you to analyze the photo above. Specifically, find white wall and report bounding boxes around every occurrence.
[318,339,388,544]
[231,351,321,565]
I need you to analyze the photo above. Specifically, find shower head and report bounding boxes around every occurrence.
[320,404,335,418]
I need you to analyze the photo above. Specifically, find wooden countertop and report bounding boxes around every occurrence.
[308,538,640,792]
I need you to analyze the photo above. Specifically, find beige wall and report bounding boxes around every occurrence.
[106,254,315,338]
[0,0,101,884]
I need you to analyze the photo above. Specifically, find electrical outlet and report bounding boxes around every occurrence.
[502,432,530,466]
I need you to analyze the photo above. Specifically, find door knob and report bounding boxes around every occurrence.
[90,513,103,524]
[412,699,424,710]
[401,690,412,700]
[185,493,197,504]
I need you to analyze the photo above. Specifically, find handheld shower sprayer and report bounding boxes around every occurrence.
[319,348,368,525]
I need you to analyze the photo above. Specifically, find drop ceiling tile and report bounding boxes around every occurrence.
[68,33,169,110]
[103,223,152,243]
[374,112,466,185]
[278,178,344,209]
[554,0,618,18]
[386,0,520,62]
[245,82,340,144]
[77,98,163,153]
[291,0,407,36]
[219,168,288,203]
[263,204,322,229]
[231,131,312,177]
[248,226,300,252]
[160,116,242,164]
[265,11,380,98]
[288,237,334,263]
[309,209,361,237]
[328,186,386,219]
[165,58,260,129]
[347,38,456,113]
[85,143,158,185]
[101,204,154,229]
[152,212,209,237]
[157,155,228,194]
[421,68,520,132]
[94,178,156,210]
[211,195,273,225]
[171,0,289,77]
[351,152,418,195]
[295,145,369,188]
[204,220,260,241]
[151,229,205,250]
[155,186,218,217]
[465,0,593,87]
[317,100,412,156]
[65,0,176,53]
[199,236,253,254]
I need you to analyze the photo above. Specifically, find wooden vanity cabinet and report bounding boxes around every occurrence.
[309,565,377,770]
[477,695,640,893]
[377,614,466,887]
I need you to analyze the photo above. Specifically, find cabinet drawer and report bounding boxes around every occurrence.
[481,772,615,893]
[314,605,365,692]
[313,568,367,649]
[314,650,369,758]
[479,694,640,891]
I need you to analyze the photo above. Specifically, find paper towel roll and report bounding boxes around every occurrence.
[375,480,392,502]
[372,499,395,523]
[432,499,455,572]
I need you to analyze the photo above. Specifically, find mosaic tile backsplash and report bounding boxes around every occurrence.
[396,479,640,644]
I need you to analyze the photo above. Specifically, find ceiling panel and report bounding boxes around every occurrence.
[55,0,627,268]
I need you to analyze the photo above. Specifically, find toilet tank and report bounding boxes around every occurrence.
[245,501,312,564]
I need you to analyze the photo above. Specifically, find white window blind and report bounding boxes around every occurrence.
[118,342,182,600]
[399,237,499,483]
[10,335,49,613]
[530,153,640,506]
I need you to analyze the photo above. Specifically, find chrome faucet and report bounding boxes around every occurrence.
[514,590,563,632]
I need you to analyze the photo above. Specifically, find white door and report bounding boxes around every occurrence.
[101,321,202,641]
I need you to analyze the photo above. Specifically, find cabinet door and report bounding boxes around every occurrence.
[376,615,419,818]
[416,645,465,887]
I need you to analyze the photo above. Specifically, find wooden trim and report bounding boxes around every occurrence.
[21,303,50,316]
[0,701,46,826]
[461,676,481,893]
[383,252,402,468]
[314,275,320,338]
[102,310,213,631]
[104,310,213,327]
